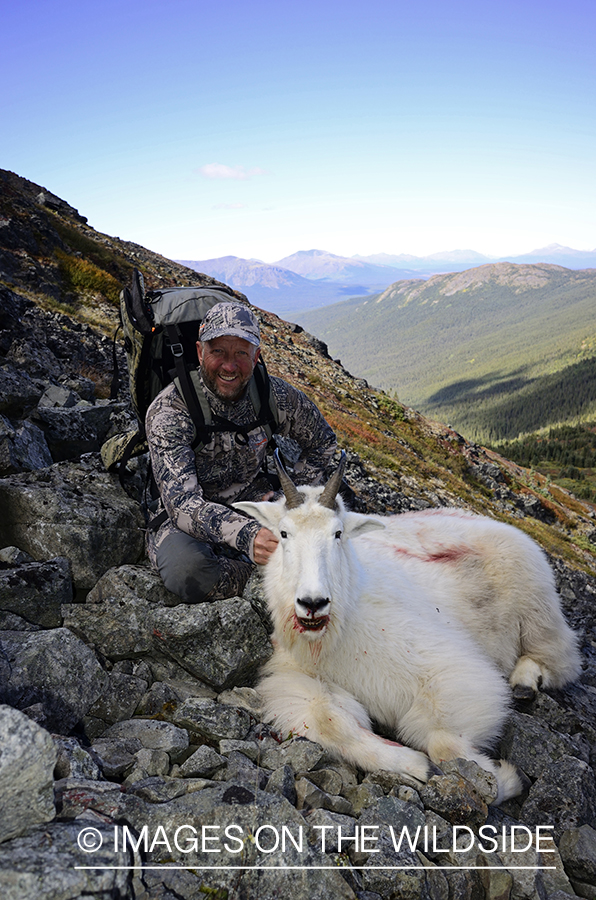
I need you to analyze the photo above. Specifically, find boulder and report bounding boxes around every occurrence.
[0,705,56,843]
[150,597,272,691]
[0,364,43,417]
[0,819,134,899]
[0,627,108,732]
[0,454,145,588]
[0,415,52,475]
[0,554,72,627]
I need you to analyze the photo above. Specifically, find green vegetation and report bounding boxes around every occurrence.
[52,217,134,285]
[425,355,596,442]
[55,248,122,305]
[297,264,596,442]
[491,421,596,502]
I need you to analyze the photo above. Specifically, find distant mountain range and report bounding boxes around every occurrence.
[297,262,596,442]
[178,244,596,317]
[354,244,596,272]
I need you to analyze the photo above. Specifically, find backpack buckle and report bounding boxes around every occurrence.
[171,342,184,357]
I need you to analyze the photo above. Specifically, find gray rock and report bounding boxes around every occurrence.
[103,718,189,762]
[86,563,179,606]
[0,364,42,416]
[0,705,56,843]
[177,744,226,778]
[0,555,72,627]
[172,697,252,743]
[130,747,171,778]
[260,736,330,772]
[0,455,145,588]
[62,594,156,660]
[500,710,590,778]
[52,735,102,780]
[37,384,79,408]
[559,823,596,896]
[0,546,33,565]
[90,735,144,778]
[85,670,149,727]
[0,819,134,899]
[342,781,385,815]
[150,596,272,691]
[0,415,52,474]
[519,755,596,841]
[265,763,298,804]
[419,771,489,827]
[219,738,260,761]
[0,627,108,732]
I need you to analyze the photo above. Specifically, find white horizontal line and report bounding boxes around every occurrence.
[75,865,557,871]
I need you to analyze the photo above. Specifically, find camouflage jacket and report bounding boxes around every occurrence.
[145,370,338,565]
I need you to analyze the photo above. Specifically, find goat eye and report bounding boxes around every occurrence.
[335,530,342,540]
[280,531,288,539]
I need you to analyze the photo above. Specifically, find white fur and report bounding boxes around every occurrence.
[234,491,581,804]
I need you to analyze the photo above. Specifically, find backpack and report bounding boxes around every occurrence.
[101,268,281,493]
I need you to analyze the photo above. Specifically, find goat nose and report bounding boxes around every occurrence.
[297,596,330,617]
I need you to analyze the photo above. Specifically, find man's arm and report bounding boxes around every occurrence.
[146,384,261,559]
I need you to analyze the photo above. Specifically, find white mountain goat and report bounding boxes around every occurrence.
[234,451,581,804]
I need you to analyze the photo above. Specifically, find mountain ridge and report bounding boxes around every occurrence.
[298,261,596,442]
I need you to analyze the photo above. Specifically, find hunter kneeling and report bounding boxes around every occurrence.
[145,301,338,603]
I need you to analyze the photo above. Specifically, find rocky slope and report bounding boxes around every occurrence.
[0,171,596,899]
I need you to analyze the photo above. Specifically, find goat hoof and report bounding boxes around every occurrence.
[512,683,537,703]
[428,762,444,779]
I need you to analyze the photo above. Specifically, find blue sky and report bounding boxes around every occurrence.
[3,0,595,262]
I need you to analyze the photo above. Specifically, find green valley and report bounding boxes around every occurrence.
[297,263,596,442]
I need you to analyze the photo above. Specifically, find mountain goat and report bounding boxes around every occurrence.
[234,452,581,804]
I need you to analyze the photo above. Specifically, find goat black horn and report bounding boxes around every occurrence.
[318,451,348,509]
[273,448,305,510]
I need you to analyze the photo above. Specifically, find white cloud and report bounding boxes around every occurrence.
[198,163,268,180]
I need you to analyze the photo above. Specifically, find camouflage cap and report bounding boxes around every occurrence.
[199,302,260,346]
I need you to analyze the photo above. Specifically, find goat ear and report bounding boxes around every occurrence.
[233,500,284,530]
[344,512,386,538]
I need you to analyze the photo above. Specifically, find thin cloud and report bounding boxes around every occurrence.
[198,163,268,180]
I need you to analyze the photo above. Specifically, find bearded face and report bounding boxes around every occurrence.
[197,335,260,404]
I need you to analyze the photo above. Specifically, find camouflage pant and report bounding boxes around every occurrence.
[155,530,254,603]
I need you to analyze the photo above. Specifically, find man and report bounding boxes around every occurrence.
[145,301,338,603]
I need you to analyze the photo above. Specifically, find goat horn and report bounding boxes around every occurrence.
[318,450,348,509]
[273,448,305,509]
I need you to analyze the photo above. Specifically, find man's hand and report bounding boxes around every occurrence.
[253,527,279,565]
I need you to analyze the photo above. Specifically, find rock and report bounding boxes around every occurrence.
[559,823,596,897]
[85,563,179,606]
[90,735,144,778]
[0,364,43,417]
[265,763,298,804]
[151,597,272,691]
[0,627,108,732]
[0,455,145,588]
[0,705,56,843]
[84,670,149,727]
[52,735,102,780]
[172,697,253,743]
[419,771,489,827]
[500,710,590,778]
[37,384,79,408]
[0,415,52,475]
[177,744,226,778]
[0,554,72,627]
[519,754,596,841]
[0,819,134,899]
[62,594,156,660]
[102,718,190,763]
